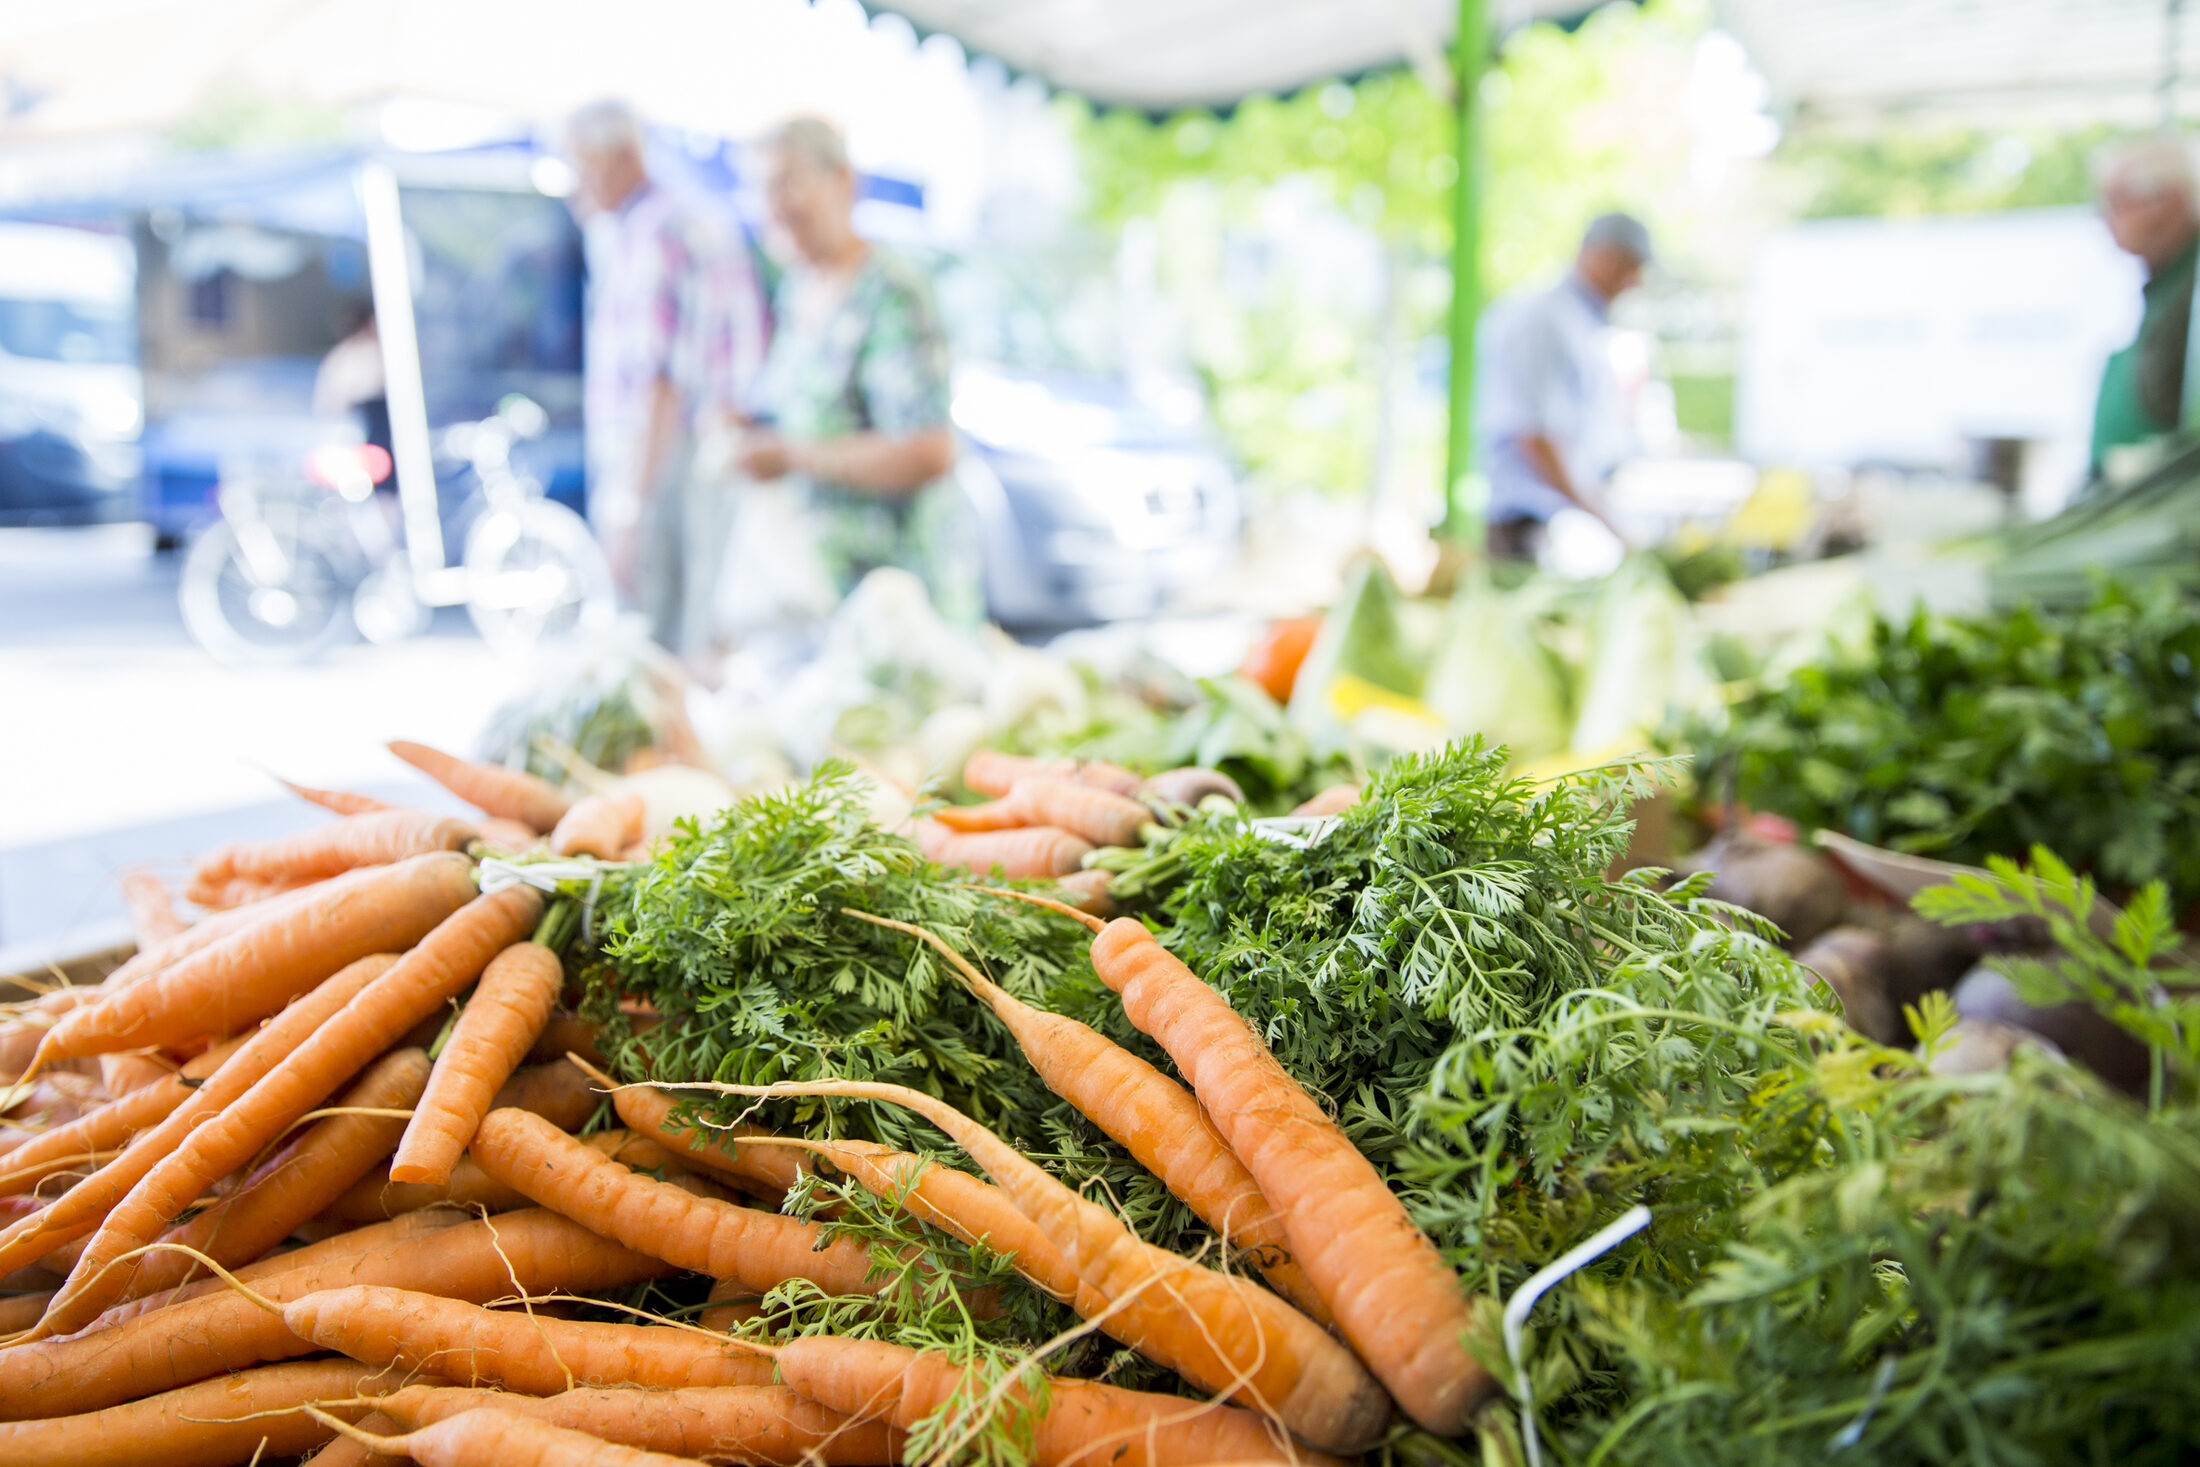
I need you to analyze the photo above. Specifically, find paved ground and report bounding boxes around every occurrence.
[0,524,523,956]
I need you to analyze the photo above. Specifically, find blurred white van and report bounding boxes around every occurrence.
[0,223,142,525]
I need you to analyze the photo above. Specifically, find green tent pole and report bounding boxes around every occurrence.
[1442,0,1488,539]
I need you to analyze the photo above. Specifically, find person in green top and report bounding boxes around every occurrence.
[2090,135,2199,475]
[735,116,983,624]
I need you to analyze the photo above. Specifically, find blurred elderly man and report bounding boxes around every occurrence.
[564,99,765,652]
[2091,134,2199,474]
[1474,212,1652,560]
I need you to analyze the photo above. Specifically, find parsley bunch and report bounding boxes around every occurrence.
[1675,582,2200,900]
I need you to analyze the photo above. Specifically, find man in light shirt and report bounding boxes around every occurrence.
[565,99,766,652]
[1473,212,1651,560]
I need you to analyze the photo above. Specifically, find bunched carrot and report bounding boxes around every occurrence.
[117,869,185,948]
[0,1208,668,1420]
[549,791,645,859]
[372,1383,896,1465]
[0,1358,389,1467]
[286,1284,775,1393]
[589,1070,808,1199]
[1056,898,1492,1436]
[772,1335,1344,1467]
[276,776,393,817]
[38,852,480,1062]
[314,1407,708,1467]
[963,751,1140,799]
[0,954,399,1280]
[489,1058,601,1134]
[1054,867,1118,918]
[391,941,563,1185]
[851,912,1329,1323]
[124,1046,431,1300]
[37,885,541,1339]
[477,815,545,850]
[468,1107,884,1299]
[95,1053,173,1100]
[906,820,1092,880]
[187,807,477,907]
[0,1034,245,1199]
[389,739,573,831]
[692,1080,1390,1454]
[317,1128,663,1227]
[934,777,1152,848]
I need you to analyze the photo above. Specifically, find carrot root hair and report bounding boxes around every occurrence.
[969,884,1106,933]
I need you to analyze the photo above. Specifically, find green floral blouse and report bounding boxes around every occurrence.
[755,249,981,624]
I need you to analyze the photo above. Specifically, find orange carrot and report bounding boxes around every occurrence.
[469,1108,886,1299]
[591,1072,807,1199]
[962,751,1140,799]
[549,791,645,860]
[318,1128,658,1227]
[1081,906,1487,1436]
[476,815,544,850]
[187,807,476,907]
[85,1208,472,1331]
[933,777,1151,848]
[391,942,563,1186]
[490,1058,600,1133]
[277,776,393,817]
[1053,867,1118,918]
[315,1408,706,1467]
[35,886,541,1339]
[0,1035,246,1199]
[94,1053,172,1099]
[38,852,480,1062]
[776,1335,1345,1467]
[852,912,1328,1323]
[372,1383,895,1465]
[0,1291,49,1333]
[697,1080,1390,1453]
[123,1046,431,1300]
[1288,784,1360,818]
[0,1209,667,1421]
[117,869,184,948]
[0,955,399,1280]
[0,1359,389,1467]
[388,739,573,831]
[286,1284,775,1393]
[906,820,1092,879]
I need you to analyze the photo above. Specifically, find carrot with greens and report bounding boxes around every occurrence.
[276,776,392,817]
[388,739,572,831]
[318,1128,662,1226]
[850,911,1329,1323]
[371,1383,896,1465]
[550,791,645,860]
[585,1068,807,1198]
[38,852,479,1062]
[0,1208,668,1420]
[0,1358,391,1467]
[124,1046,431,1299]
[934,777,1152,848]
[906,820,1092,879]
[772,1335,1344,1467]
[690,1079,1390,1453]
[36,884,540,1339]
[963,750,1140,799]
[286,1284,775,1393]
[1000,889,1492,1436]
[310,1408,708,1467]
[390,941,563,1185]
[0,954,399,1279]
[187,807,476,906]
[0,1034,246,1199]
[467,1107,884,1299]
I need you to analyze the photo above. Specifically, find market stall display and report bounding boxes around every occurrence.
[2,715,2192,1465]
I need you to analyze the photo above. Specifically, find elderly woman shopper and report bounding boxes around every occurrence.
[736,116,982,624]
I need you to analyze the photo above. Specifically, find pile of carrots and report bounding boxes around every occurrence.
[0,737,1475,1465]
[904,750,1353,912]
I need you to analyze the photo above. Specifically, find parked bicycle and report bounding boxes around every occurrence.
[178,396,615,664]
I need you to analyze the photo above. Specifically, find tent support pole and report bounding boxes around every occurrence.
[1441,0,1487,540]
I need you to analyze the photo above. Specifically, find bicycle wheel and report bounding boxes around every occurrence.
[460,499,618,656]
[177,517,353,665]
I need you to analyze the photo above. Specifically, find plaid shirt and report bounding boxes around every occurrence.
[583,182,765,518]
